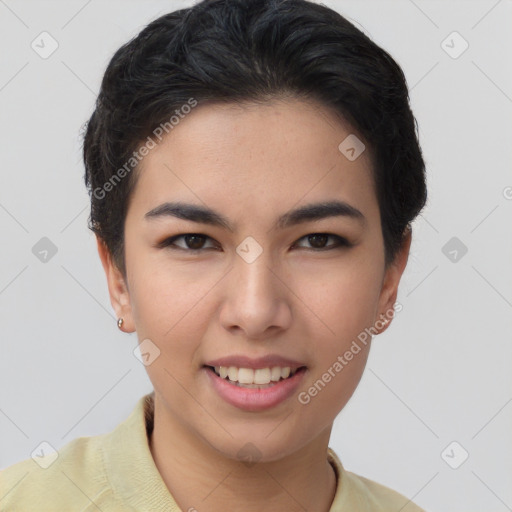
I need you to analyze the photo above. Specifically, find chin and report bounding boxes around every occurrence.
[200,422,316,465]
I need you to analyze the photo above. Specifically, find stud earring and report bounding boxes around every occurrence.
[117,317,124,330]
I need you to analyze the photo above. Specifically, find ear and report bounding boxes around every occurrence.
[96,235,135,333]
[374,227,412,335]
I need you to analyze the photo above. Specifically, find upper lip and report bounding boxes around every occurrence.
[204,354,306,370]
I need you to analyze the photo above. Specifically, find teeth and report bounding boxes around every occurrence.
[270,367,282,382]
[228,366,238,382]
[212,366,299,385]
[238,368,254,384]
[253,368,271,385]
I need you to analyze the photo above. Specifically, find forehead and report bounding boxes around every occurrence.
[128,98,378,224]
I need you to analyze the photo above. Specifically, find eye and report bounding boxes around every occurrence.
[157,232,352,252]
[293,233,352,251]
[158,233,219,251]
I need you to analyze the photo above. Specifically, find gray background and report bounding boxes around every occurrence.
[1,1,511,511]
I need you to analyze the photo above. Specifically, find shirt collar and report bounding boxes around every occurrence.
[103,392,181,510]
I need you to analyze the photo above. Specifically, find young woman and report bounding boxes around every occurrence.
[1,0,428,510]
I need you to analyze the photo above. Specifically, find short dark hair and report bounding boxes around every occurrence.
[83,0,427,276]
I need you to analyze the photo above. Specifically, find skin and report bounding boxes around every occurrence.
[97,97,411,512]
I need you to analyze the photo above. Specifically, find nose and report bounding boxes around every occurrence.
[219,249,293,340]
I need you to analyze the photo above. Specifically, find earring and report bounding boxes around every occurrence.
[117,317,124,330]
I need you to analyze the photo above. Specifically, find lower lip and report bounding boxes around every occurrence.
[204,366,307,412]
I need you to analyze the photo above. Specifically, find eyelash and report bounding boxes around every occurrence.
[157,233,353,252]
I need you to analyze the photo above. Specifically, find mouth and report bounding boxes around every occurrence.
[202,353,309,411]
[203,364,307,389]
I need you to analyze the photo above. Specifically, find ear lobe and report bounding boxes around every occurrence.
[96,236,134,332]
[374,228,412,335]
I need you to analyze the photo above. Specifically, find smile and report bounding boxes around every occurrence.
[208,365,302,387]
[203,365,307,411]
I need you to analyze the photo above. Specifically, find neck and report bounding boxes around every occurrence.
[149,395,337,512]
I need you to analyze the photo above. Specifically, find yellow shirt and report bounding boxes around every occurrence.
[1,393,425,511]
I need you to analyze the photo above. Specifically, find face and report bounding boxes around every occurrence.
[98,98,410,462]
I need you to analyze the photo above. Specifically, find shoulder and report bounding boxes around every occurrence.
[0,432,124,512]
[327,448,427,512]
[0,394,156,511]
[344,470,427,512]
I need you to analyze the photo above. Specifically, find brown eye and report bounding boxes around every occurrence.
[182,235,207,249]
[307,234,329,248]
[158,234,218,251]
[294,233,351,250]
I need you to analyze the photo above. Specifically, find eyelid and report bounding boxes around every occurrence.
[156,233,219,251]
[293,233,353,250]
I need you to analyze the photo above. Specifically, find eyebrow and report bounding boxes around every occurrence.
[144,200,366,231]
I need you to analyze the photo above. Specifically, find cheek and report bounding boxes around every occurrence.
[129,268,208,397]
[128,257,216,338]
[291,256,383,342]
[299,346,371,430]
[294,268,378,421]
[289,258,381,413]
